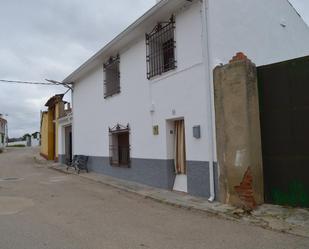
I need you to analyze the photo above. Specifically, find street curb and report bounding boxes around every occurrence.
[49,165,241,221]
[37,157,309,239]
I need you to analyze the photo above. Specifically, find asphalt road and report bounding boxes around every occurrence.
[0,147,308,249]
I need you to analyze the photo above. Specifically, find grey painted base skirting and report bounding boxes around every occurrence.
[187,161,219,198]
[64,155,218,199]
[87,157,176,190]
[58,155,219,198]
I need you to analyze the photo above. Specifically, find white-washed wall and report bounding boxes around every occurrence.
[73,1,212,161]
[208,0,309,68]
[31,138,40,147]
[58,118,72,156]
[73,0,309,162]
[205,0,309,161]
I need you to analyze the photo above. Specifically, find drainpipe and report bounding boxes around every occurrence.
[70,85,74,159]
[201,0,215,202]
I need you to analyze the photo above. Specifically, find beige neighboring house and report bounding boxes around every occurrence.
[0,114,8,150]
[40,94,71,161]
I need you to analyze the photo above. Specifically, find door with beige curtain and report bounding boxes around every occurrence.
[174,120,186,175]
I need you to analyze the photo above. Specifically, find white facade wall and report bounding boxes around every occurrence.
[31,137,40,147]
[205,0,309,161]
[73,1,212,162]
[58,116,72,156]
[73,0,309,162]
[208,0,309,68]
[0,120,8,149]
[69,0,309,197]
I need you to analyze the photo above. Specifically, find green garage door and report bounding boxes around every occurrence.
[258,56,309,207]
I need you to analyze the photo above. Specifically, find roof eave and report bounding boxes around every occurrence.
[62,0,189,83]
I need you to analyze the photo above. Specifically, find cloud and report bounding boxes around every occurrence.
[0,0,155,137]
[0,0,308,138]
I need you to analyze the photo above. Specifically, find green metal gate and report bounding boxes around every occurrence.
[257,56,309,207]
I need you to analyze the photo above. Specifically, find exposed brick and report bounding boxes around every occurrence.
[234,167,257,210]
[229,52,249,63]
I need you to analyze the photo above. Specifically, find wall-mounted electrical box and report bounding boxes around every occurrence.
[193,125,201,139]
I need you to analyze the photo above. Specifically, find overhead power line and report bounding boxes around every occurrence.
[0,79,73,94]
[0,79,72,99]
[0,79,57,86]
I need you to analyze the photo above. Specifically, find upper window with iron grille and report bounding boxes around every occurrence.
[104,55,120,98]
[146,16,176,79]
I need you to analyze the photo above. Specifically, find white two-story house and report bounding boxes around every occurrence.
[62,0,309,200]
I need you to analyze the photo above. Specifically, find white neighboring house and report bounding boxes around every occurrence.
[62,0,309,199]
[0,115,8,150]
[31,132,40,147]
[58,111,73,164]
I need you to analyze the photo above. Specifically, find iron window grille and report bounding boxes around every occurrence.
[104,55,120,98]
[146,15,176,79]
[108,124,131,167]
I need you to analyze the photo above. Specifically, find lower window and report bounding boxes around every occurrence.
[109,124,130,167]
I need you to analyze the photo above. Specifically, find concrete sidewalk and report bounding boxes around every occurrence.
[34,156,309,238]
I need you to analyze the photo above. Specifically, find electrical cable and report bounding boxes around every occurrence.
[0,79,57,86]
